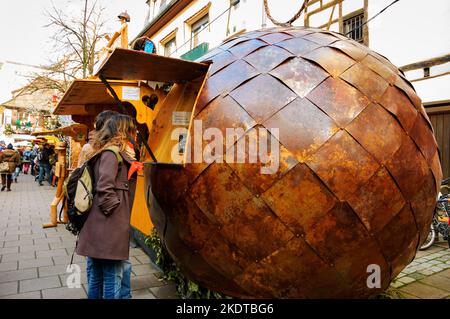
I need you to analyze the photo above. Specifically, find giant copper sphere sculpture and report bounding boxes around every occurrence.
[145,27,442,298]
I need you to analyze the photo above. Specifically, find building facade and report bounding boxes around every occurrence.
[0,87,58,137]
[137,0,450,177]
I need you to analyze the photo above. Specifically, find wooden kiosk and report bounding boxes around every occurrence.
[52,49,209,238]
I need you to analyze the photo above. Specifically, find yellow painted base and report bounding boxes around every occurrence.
[130,170,153,236]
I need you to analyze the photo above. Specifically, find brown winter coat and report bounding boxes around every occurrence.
[0,149,20,173]
[76,149,136,260]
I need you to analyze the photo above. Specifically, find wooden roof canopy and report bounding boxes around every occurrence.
[54,48,210,116]
[31,123,88,139]
[95,48,209,82]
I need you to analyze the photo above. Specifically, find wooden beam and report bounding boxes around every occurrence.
[307,0,322,6]
[363,0,369,46]
[400,54,450,72]
[305,0,343,17]
[304,2,309,26]
[326,3,337,30]
[425,104,450,115]
[410,71,450,83]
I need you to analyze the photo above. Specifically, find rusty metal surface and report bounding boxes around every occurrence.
[271,57,329,98]
[379,85,418,133]
[303,47,355,78]
[264,97,339,162]
[307,77,371,127]
[227,128,299,195]
[146,27,441,298]
[229,74,297,123]
[274,37,320,56]
[243,45,294,74]
[346,168,406,234]
[346,103,405,163]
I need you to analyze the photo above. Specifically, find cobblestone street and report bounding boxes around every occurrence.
[391,241,450,298]
[0,174,176,299]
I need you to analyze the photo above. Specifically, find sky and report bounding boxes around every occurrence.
[0,0,149,103]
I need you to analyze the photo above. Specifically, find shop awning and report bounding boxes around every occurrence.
[31,135,61,145]
[95,48,210,82]
[53,78,142,115]
[32,123,88,139]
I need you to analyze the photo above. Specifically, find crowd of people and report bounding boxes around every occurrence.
[0,141,58,191]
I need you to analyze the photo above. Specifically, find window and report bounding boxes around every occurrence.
[164,37,177,57]
[343,13,364,44]
[191,14,209,49]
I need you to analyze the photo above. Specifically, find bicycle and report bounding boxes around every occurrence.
[419,193,450,250]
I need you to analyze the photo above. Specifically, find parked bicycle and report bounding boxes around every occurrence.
[420,185,450,250]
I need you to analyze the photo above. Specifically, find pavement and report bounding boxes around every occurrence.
[390,241,450,299]
[0,173,449,299]
[0,173,176,299]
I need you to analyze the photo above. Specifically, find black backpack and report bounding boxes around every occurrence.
[62,146,122,236]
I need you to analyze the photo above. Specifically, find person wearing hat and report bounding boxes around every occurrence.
[0,144,20,191]
[103,11,130,54]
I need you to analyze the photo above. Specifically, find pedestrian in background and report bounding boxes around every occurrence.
[22,147,32,174]
[12,148,22,183]
[0,144,20,191]
[37,143,55,186]
[30,144,39,176]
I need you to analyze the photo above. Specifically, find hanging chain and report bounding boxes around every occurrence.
[263,0,310,26]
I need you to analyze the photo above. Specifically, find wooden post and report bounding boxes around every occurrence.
[43,142,68,228]
[363,0,369,46]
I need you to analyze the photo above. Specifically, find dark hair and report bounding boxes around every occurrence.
[7,143,13,149]
[90,113,136,155]
[95,110,119,131]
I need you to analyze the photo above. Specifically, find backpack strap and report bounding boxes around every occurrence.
[102,145,123,165]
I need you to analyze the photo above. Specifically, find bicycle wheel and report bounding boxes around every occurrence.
[419,224,436,250]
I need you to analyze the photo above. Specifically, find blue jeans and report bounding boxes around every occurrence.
[121,260,132,299]
[86,257,132,299]
[12,167,20,180]
[38,162,52,184]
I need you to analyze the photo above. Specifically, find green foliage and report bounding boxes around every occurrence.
[44,116,62,131]
[144,228,233,299]
[4,124,15,135]
[375,281,405,299]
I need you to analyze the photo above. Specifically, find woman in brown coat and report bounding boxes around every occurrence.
[0,144,20,191]
[76,114,137,299]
